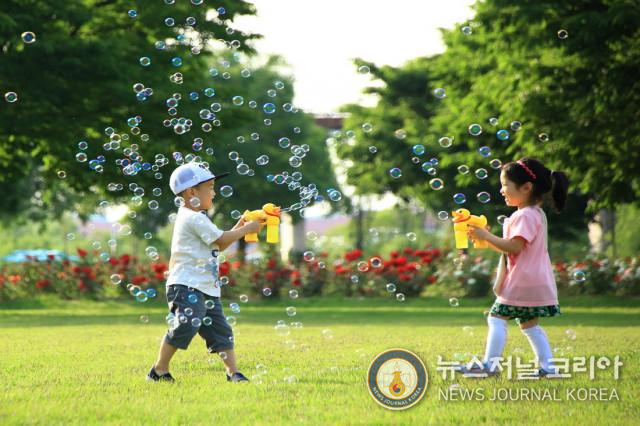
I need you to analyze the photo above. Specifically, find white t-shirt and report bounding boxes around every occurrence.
[166,207,225,297]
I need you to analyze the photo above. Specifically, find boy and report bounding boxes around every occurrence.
[146,162,263,383]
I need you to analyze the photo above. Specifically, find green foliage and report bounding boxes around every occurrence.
[0,0,340,234]
[336,0,640,243]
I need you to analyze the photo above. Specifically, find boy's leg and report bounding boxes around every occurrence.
[218,348,239,375]
[154,338,179,375]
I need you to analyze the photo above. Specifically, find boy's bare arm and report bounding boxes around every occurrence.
[214,221,263,251]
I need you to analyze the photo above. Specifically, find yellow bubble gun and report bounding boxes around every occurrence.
[451,208,489,249]
[243,203,281,244]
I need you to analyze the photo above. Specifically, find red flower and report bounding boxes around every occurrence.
[345,249,363,262]
[120,254,131,265]
[154,273,165,281]
[219,261,231,276]
[62,260,70,266]
[132,275,148,285]
[403,248,414,255]
[109,258,118,266]
[152,263,168,274]
[77,248,88,258]
[267,258,277,270]
[291,270,301,279]
[292,279,302,287]
[47,254,56,261]
[390,251,399,259]
[427,275,437,284]
[399,274,412,282]
[232,261,241,270]
[265,271,275,280]
[36,279,51,289]
[9,274,21,284]
[78,280,88,291]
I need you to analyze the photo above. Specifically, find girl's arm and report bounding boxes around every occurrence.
[468,225,525,255]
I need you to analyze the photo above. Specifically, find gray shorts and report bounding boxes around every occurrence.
[164,284,234,352]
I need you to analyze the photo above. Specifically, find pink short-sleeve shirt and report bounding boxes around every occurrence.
[496,206,558,307]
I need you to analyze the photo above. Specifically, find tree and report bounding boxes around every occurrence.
[0,1,341,240]
[335,0,639,245]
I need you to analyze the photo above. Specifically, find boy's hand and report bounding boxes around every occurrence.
[246,220,264,234]
[233,216,246,229]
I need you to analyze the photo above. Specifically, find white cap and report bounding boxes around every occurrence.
[169,162,229,195]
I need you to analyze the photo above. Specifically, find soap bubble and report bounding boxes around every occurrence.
[478,146,491,157]
[538,133,549,142]
[303,251,315,262]
[368,146,377,154]
[461,25,472,35]
[139,315,149,323]
[557,29,569,39]
[489,159,502,169]
[262,288,272,297]
[358,65,370,74]
[321,329,334,339]
[510,121,522,131]
[386,283,397,293]
[275,323,291,337]
[139,57,151,67]
[468,124,483,136]
[429,178,444,190]
[189,197,201,208]
[230,303,241,314]
[453,193,467,204]
[395,129,407,139]
[187,294,198,304]
[438,136,453,148]
[497,215,508,225]
[496,129,510,141]
[433,88,446,99]
[220,185,233,197]
[389,167,402,179]
[306,231,318,241]
[489,117,499,126]
[21,31,36,43]
[263,103,276,114]
[396,293,406,302]
[239,294,249,303]
[457,165,470,174]
[412,144,425,155]
[572,270,586,282]
[286,307,297,317]
[148,200,159,210]
[437,211,449,221]
[475,168,488,179]
[477,192,491,203]
[370,257,383,268]
[406,232,417,241]
[449,297,460,307]
[362,123,373,132]
[204,299,215,309]
[289,289,299,299]
[4,92,18,103]
[110,274,122,285]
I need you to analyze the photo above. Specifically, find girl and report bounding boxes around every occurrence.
[463,157,569,377]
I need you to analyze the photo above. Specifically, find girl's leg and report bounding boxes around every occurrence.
[482,314,509,369]
[520,318,555,372]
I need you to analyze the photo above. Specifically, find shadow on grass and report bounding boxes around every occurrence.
[1,303,639,328]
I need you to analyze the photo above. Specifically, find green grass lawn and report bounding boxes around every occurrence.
[1,295,639,425]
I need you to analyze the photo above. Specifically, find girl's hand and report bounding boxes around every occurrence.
[468,225,491,242]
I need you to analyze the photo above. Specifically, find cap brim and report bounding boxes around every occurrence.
[212,172,230,180]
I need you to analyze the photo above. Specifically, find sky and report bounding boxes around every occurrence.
[234,0,476,113]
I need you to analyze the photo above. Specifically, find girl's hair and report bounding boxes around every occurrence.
[502,157,569,212]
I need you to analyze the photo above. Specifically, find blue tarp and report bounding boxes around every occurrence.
[1,249,80,263]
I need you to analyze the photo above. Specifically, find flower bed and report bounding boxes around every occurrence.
[1,247,638,302]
